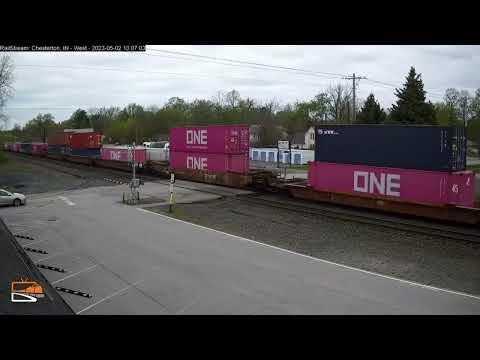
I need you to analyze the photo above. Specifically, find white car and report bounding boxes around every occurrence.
[0,189,26,207]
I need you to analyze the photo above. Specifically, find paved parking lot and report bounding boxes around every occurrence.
[1,181,480,314]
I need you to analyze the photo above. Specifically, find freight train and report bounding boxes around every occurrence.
[3,124,480,224]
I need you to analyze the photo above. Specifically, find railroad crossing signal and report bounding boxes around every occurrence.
[169,173,175,213]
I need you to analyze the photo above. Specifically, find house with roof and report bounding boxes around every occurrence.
[249,125,262,146]
[291,126,315,149]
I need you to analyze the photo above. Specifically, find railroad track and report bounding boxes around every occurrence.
[135,173,480,243]
[8,152,480,243]
[232,195,480,243]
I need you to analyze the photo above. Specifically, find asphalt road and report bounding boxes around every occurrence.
[1,183,480,314]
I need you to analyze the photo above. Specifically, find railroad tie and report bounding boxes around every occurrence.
[24,247,48,254]
[55,286,92,298]
[15,234,35,240]
[36,264,66,273]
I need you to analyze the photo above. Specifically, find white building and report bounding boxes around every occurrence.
[304,126,315,149]
[250,147,314,165]
[291,126,315,150]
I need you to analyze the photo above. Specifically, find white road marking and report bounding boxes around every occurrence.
[58,196,75,206]
[52,265,98,285]
[76,279,145,315]
[137,207,480,302]
[23,238,47,246]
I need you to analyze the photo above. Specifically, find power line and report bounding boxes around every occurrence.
[144,48,446,98]
[364,78,445,98]
[146,47,348,78]
[138,52,344,80]
[15,64,337,88]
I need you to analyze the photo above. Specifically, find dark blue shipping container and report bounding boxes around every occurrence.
[69,148,100,158]
[20,143,32,154]
[48,145,70,155]
[314,125,466,172]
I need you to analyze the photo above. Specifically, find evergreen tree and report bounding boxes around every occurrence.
[389,67,436,125]
[63,109,91,128]
[356,93,386,124]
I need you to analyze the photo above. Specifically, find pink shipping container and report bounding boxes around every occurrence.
[100,146,147,164]
[170,151,249,174]
[13,143,21,152]
[170,125,249,154]
[31,143,48,154]
[308,161,475,208]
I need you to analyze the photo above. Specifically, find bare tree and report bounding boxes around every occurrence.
[262,98,280,116]
[225,89,241,109]
[212,90,226,109]
[0,55,15,129]
[327,84,352,123]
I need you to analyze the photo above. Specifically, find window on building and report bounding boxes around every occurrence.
[294,153,301,164]
[253,151,259,160]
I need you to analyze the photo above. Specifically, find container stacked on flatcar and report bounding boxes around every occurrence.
[31,143,48,155]
[12,143,21,152]
[99,145,147,171]
[68,131,102,158]
[20,143,32,154]
[308,124,473,207]
[47,132,72,155]
[169,125,250,174]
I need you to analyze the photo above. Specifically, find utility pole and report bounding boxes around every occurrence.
[343,73,367,124]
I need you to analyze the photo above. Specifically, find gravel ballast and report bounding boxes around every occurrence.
[149,196,480,296]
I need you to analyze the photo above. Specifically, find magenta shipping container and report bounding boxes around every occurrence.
[170,125,249,154]
[308,161,475,207]
[170,151,249,174]
[100,146,147,164]
[31,143,48,154]
[13,143,21,152]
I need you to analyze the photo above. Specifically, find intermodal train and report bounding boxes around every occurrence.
[4,124,480,224]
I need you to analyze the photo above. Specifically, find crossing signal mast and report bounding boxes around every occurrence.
[343,73,367,124]
[123,142,143,205]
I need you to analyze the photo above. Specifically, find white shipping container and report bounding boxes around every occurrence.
[63,128,94,133]
[146,148,169,161]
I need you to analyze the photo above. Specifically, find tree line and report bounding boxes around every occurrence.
[2,61,480,149]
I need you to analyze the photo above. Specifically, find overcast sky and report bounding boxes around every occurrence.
[2,45,479,129]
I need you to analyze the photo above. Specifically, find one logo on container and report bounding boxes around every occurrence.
[186,130,207,148]
[353,171,400,197]
[111,151,121,161]
[187,156,207,170]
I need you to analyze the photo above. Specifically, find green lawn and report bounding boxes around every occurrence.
[0,151,8,164]
[287,164,309,170]
[466,164,480,173]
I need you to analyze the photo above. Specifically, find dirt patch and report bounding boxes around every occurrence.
[0,154,105,195]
